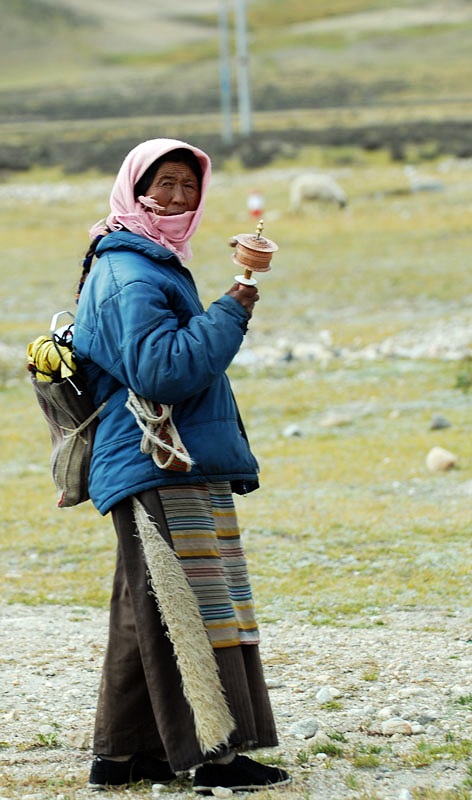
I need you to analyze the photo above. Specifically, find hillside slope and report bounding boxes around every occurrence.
[2,0,472,114]
[0,0,471,173]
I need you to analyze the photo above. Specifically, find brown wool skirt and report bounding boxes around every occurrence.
[93,486,278,772]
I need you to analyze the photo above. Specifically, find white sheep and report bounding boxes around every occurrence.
[290,172,347,212]
[403,165,444,193]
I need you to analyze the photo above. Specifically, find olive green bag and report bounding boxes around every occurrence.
[27,311,106,508]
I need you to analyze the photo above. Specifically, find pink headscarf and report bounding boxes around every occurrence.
[90,138,212,262]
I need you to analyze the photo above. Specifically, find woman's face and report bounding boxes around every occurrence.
[145,160,200,215]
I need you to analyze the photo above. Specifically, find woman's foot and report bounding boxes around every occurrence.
[193,754,291,794]
[88,754,176,789]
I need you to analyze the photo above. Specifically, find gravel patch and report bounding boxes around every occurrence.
[2,603,472,799]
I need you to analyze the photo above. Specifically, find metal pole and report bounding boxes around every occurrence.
[233,0,252,136]
[218,0,233,144]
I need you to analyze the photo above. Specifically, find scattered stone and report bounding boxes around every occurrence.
[37,723,55,736]
[417,710,439,724]
[381,718,413,736]
[346,707,362,717]
[398,686,423,698]
[410,722,425,735]
[430,415,451,430]
[289,718,319,738]
[3,603,472,798]
[66,729,90,749]
[150,311,472,371]
[282,423,303,438]
[378,706,401,719]
[265,678,284,689]
[398,790,414,800]
[426,724,440,735]
[316,686,342,703]
[450,684,471,697]
[425,446,457,472]
[292,341,333,362]
[319,411,353,428]
[211,788,233,798]
[311,731,332,749]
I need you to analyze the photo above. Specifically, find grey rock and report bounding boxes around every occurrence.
[378,705,401,719]
[282,424,303,438]
[288,718,319,739]
[381,717,413,736]
[417,710,440,724]
[410,722,425,734]
[430,415,451,430]
[316,686,342,703]
[265,678,284,689]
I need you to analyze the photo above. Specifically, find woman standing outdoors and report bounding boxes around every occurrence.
[73,138,290,794]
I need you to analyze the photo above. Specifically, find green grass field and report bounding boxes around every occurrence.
[2,6,472,798]
[1,146,472,623]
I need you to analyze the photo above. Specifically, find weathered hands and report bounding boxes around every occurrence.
[226,283,260,318]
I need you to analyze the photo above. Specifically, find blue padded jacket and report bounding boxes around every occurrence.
[73,231,259,515]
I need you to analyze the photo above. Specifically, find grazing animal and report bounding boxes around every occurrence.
[290,172,347,212]
[404,165,444,193]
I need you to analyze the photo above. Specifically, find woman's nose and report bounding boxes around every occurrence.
[171,183,186,204]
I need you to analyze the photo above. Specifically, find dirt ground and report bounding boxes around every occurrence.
[2,603,472,799]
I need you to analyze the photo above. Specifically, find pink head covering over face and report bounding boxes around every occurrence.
[90,138,212,262]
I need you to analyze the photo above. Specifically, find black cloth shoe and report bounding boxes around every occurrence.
[88,754,176,789]
[89,756,132,788]
[193,754,291,794]
[131,754,176,784]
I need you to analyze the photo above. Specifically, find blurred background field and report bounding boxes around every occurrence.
[2,146,472,623]
[0,0,471,172]
[1,0,472,623]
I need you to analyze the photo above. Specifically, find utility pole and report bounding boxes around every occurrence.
[233,0,252,137]
[218,0,233,144]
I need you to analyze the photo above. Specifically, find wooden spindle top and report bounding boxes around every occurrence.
[229,219,278,273]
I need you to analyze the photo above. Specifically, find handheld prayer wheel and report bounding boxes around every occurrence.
[229,219,278,287]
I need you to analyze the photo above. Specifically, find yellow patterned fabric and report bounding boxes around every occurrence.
[158,482,259,648]
[27,336,75,382]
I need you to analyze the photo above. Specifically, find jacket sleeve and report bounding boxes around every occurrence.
[84,276,249,404]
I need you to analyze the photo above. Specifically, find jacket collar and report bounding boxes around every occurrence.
[96,230,180,264]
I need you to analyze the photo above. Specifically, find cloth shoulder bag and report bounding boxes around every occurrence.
[27,311,106,508]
